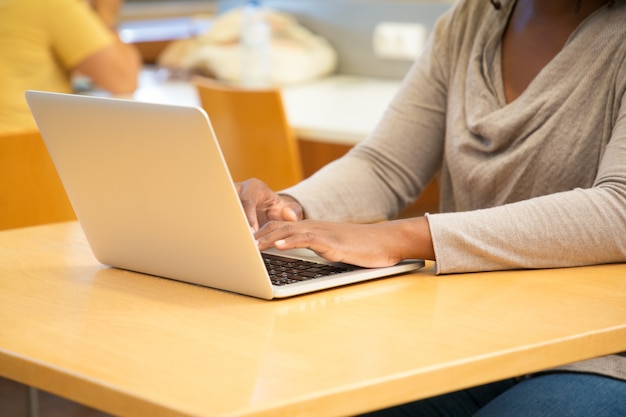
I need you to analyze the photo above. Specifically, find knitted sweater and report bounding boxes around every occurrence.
[284,0,626,381]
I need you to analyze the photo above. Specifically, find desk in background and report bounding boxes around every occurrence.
[127,67,400,146]
[1,222,625,417]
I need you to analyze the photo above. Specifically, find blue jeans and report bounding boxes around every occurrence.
[359,373,626,417]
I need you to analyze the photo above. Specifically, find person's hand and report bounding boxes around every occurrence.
[254,217,435,268]
[236,178,304,232]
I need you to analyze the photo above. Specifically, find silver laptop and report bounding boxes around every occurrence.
[26,90,424,299]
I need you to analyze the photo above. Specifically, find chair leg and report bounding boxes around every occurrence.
[27,386,39,417]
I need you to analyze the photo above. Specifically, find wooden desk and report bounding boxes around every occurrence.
[95,68,401,146]
[1,222,625,417]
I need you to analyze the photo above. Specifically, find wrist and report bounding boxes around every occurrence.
[389,217,435,261]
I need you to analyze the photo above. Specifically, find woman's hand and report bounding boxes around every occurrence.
[236,178,304,232]
[254,217,435,268]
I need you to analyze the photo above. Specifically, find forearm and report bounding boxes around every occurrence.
[77,0,141,93]
[95,0,141,89]
[94,0,143,82]
[75,41,141,94]
[428,187,626,274]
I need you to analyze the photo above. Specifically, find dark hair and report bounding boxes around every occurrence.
[490,0,615,10]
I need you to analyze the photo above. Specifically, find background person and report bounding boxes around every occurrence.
[0,0,141,134]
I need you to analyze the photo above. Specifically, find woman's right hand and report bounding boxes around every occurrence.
[236,178,304,232]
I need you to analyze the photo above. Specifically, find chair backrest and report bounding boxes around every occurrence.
[192,76,303,190]
[0,129,76,230]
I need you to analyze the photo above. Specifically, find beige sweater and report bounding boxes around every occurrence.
[285,0,626,381]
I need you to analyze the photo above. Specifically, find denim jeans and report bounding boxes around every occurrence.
[359,373,626,417]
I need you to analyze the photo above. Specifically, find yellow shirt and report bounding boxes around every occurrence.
[0,0,115,134]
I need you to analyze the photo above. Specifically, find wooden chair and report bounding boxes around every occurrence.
[0,129,75,230]
[0,130,77,415]
[192,76,303,190]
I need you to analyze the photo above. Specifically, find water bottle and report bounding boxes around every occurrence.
[240,0,271,87]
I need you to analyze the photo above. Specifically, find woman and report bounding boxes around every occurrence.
[238,0,626,415]
[0,0,141,134]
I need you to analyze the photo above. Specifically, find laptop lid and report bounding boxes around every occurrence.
[26,90,423,299]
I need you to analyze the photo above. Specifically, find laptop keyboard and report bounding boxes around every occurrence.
[262,253,359,286]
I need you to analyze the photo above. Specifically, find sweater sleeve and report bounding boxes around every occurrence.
[428,87,626,274]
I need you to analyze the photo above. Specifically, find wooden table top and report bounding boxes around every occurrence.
[1,222,625,417]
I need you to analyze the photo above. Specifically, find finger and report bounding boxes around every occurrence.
[255,222,327,256]
[237,179,266,231]
[273,233,331,256]
[240,197,260,232]
[254,221,297,250]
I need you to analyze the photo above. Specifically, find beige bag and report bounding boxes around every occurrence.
[157,7,338,85]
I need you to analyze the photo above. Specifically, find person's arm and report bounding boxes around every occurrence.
[74,0,141,94]
[74,39,141,94]
[237,178,436,267]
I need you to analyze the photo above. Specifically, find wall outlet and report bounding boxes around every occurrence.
[372,22,428,61]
